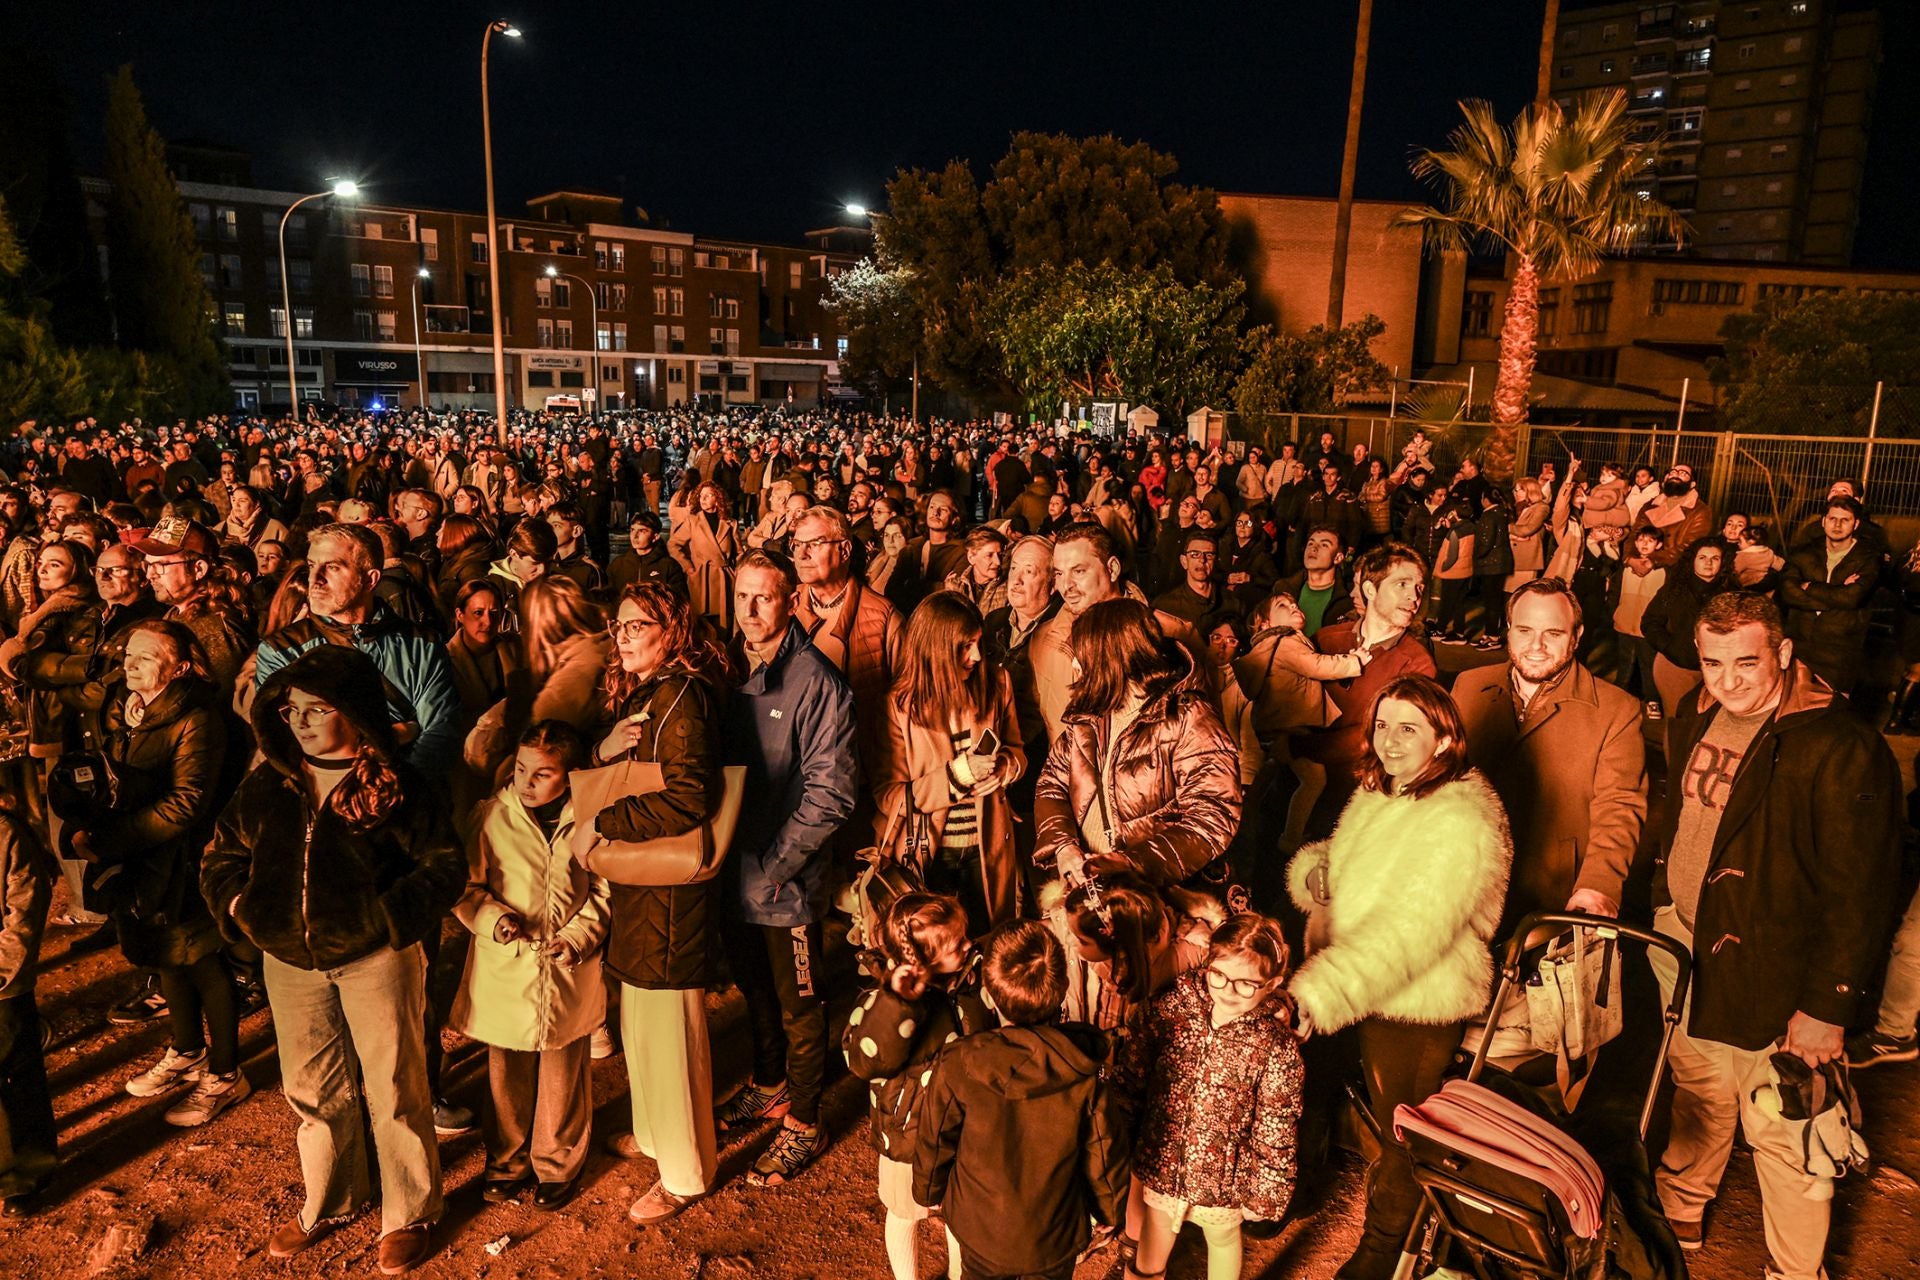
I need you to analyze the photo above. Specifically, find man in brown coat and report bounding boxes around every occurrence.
[791,506,901,772]
[1452,578,1647,934]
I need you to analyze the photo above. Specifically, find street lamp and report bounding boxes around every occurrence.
[482,19,522,442]
[411,267,432,410]
[278,179,358,416]
[546,263,599,413]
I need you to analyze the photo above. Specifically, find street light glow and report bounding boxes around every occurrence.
[845,203,868,218]
[500,23,522,37]
[544,264,559,277]
[418,268,431,278]
[330,180,360,197]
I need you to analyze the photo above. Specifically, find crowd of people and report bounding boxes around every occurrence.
[0,403,1912,1280]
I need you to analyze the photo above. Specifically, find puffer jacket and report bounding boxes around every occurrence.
[1032,643,1242,888]
[202,645,465,972]
[725,623,858,928]
[449,790,611,1051]
[1119,970,1303,1220]
[1,584,94,757]
[843,953,994,1161]
[1286,770,1513,1031]
[597,674,727,989]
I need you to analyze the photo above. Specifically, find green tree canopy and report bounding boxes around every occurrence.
[824,257,922,396]
[1712,292,1920,437]
[1233,314,1390,420]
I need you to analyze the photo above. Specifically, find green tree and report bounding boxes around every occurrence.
[1233,314,1391,422]
[876,133,1232,400]
[102,64,228,414]
[988,262,1243,421]
[0,194,94,427]
[824,257,922,396]
[1712,292,1920,437]
[0,47,112,347]
[1395,90,1684,477]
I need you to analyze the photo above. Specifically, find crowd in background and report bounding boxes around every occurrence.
[0,402,1912,1280]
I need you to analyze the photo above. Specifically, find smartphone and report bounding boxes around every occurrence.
[970,728,1000,759]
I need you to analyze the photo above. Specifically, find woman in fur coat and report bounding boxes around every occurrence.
[1285,673,1512,1280]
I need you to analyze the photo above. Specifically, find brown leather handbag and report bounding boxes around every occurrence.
[570,758,747,886]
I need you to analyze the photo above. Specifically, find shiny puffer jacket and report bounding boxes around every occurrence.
[1119,970,1303,1220]
[1032,644,1242,887]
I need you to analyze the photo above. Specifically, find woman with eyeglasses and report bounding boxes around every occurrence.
[590,582,731,1226]
[200,645,465,1272]
[1284,673,1512,1280]
[67,621,243,1126]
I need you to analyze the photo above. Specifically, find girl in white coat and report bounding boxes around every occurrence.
[1285,674,1512,1280]
[450,721,610,1209]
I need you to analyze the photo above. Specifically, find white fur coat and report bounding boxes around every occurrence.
[1286,770,1513,1032]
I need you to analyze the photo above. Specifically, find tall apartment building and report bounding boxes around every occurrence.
[1551,0,1880,264]
[81,153,855,412]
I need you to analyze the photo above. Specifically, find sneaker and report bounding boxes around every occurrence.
[1670,1217,1703,1251]
[164,1070,252,1126]
[108,977,169,1025]
[590,1025,618,1060]
[1846,1031,1919,1070]
[126,1046,207,1098]
[716,1081,790,1133]
[432,1099,477,1136]
[747,1122,826,1187]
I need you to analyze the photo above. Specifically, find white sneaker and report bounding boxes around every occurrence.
[165,1070,252,1126]
[590,1026,618,1060]
[126,1047,207,1098]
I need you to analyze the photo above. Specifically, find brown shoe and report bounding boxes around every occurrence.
[628,1181,703,1226]
[376,1224,433,1275]
[604,1131,645,1159]
[267,1217,339,1259]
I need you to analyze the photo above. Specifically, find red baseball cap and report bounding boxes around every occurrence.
[130,516,220,560]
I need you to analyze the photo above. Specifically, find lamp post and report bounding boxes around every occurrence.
[278,179,358,416]
[546,264,599,413]
[411,268,431,409]
[482,19,522,442]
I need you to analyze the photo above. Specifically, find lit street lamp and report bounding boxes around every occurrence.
[482,19,522,441]
[546,263,599,412]
[278,179,358,415]
[411,267,432,409]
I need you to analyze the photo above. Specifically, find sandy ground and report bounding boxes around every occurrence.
[4,725,1919,1278]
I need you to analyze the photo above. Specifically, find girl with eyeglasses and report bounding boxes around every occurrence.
[1116,912,1302,1280]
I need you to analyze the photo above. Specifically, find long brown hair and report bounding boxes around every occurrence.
[603,581,729,711]
[1356,673,1471,799]
[520,576,606,681]
[1065,870,1172,1006]
[892,590,993,732]
[330,743,405,832]
[1065,597,1176,719]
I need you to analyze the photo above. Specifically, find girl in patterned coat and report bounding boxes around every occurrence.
[843,893,994,1280]
[1120,913,1304,1280]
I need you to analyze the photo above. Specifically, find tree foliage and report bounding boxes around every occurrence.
[1233,315,1390,419]
[874,133,1233,404]
[102,65,228,415]
[1712,292,1920,437]
[988,262,1244,420]
[824,257,921,395]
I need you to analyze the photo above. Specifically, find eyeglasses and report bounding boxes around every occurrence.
[279,704,339,727]
[790,537,848,558]
[95,566,137,578]
[145,557,192,572]
[609,618,662,642]
[1204,966,1272,998]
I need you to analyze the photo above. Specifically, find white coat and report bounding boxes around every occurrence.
[1286,770,1513,1032]
[449,790,611,1053]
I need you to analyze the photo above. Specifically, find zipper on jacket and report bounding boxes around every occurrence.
[301,812,317,967]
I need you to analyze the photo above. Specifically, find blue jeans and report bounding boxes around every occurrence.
[263,944,442,1235]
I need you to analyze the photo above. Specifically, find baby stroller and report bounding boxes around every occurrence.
[1392,912,1693,1280]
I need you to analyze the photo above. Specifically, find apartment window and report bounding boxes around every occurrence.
[789,262,803,289]
[353,310,375,340]
[667,247,684,277]
[726,328,741,355]
[708,294,739,320]
[1572,282,1613,334]
[1677,46,1711,73]
[1760,214,1778,229]
[1721,183,1740,197]
[1538,288,1561,338]
[693,251,710,269]
[557,320,573,347]
[284,212,308,249]
[270,306,288,337]
[597,322,611,351]
[668,366,684,385]
[1765,180,1783,193]
[199,253,216,288]
[1726,147,1744,159]
[294,307,314,338]
[219,255,243,289]
[650,245,667,272]
[1463,290,1494,339]
[836,336,850,360]
[289,260,312,294]
[1783,36,1802,53]
[421,228,439,262]
[669,325,685,353]
[652,285,667,313]
[653,323,668,350]
[351,263,371,297]
[374,311,396,341]
[602,283,626,310]
[1653,279,1745,305]
[1772,109,1792,125]
[1668,108,1705,134]
[535,277,552,307]
[1602,23,1618,38]
[1770,143,1789,157]
[527,371,554,388]
[609,242,625,271]
[223,304,247,333]
[537,319,554,348]
[1733,78,1751,91]
[470,232,489,263]
[216,207,239,241]
[189,204,211,237]
[611,322,627,351]
[372,265,394,299]
[1738,42,1754,61]
[1790,1,1808,12]
[553,280,571,308]
[1716,218,1735,233]
[668,288,684,317]
[594,240,609,269]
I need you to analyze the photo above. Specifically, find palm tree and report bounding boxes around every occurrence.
[1536,0,1561,107]
[1395,89,1686,478]
[1326,0,1374,329]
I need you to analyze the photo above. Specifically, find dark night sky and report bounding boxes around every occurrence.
[12,0,1919,266]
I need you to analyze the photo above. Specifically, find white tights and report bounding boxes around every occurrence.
[884,1212,960,1280]
[1131,1201,1243,1280]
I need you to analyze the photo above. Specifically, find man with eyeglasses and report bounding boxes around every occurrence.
[1153,529,1240,635]
[790,506,900,769]
[133,518,253,694]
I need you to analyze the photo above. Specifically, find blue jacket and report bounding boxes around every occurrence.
[254,604,463,779]
[725,623,857,927]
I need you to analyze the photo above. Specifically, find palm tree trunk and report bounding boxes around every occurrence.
[1326,0,1374,330]
[1489,255,1540,480]
[1536,0,1561,107]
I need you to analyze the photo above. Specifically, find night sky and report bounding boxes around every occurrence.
[12,0,1919,267]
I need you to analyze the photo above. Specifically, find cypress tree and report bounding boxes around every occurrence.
[101,64,228,414]
[0,47,113,347]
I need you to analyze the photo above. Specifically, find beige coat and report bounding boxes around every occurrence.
[449,791,611,1052]
[1234,629,1364,748]
[669,513,740,626]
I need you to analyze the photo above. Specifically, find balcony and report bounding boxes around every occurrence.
[423,305,472,334]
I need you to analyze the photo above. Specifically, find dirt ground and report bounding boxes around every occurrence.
[5,742,1920,1279]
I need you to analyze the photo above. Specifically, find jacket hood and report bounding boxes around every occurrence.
[1140,637,1208,717]
[968,1023,1107,1100]
[253,644,401,777]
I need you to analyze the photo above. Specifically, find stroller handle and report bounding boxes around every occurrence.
[1498,911,1692,1027]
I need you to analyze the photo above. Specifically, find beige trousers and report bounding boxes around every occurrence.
[619,984,717,1197]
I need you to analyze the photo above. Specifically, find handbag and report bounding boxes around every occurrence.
[837,770,928,953]
[1523,926,1624,1105]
